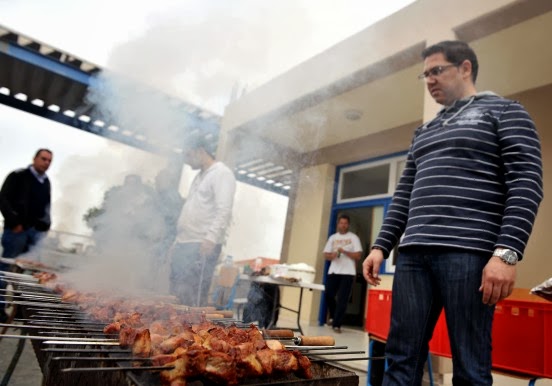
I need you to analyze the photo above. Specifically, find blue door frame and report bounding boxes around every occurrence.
[317,197,392,326]
[317,151,407,326]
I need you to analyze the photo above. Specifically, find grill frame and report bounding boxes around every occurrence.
[11,282,359,386]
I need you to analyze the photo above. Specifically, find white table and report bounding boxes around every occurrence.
[240,274,325,334]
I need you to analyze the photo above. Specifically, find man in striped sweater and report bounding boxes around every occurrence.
[362,41,543,385]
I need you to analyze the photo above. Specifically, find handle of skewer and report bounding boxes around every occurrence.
[205,313,225,319]
[298,336,335,346]
[216,310,234,318]
[263,329,295,338]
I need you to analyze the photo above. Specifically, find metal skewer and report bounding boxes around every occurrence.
[50,350,369,362]
[26,312,92,319]
[305,350,366,355]
[0,294,62,302]
[0,288,57,297]
[0,300,78,310]
[43,340,120,345]
[53,356,152,362]
[15,319,104,328]
[38,331,116,337]
[61,365,173,372]
[1,279,51,289]
[0,334,117,342]
[0,270,39,281]
[42,348,131,353]
[0,323,102,332]
[309,356,386,362]
[29,309,87,316]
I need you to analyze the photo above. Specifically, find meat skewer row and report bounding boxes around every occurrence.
[112,321,313,385]
[30,272,314,385]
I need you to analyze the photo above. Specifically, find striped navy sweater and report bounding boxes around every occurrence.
[374,92,543,259]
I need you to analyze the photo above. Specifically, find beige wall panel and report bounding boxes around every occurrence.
[222,0,526,132]
[280,163,335,323]
[508,84,552,289]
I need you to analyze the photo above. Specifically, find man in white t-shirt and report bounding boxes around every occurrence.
[169,135,236,307]
[323,214,362,333]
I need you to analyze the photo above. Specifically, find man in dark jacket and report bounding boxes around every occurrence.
[0,148,53,322]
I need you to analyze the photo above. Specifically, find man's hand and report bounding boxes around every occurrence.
[363,249,384,286]
[12,224,23,233]
[200,240,216,258]
[479,256,516,305]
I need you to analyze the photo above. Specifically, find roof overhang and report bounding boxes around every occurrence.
[221,0,552,190]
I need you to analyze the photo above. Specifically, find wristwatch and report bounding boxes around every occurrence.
[493,248,518,265]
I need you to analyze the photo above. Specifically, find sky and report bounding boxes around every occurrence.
[0,0,416,261]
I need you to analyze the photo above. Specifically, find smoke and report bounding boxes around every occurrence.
[62,173,174,295]
[103,1,312,113]
[51,142,167,235]
[55,2,309,298]
[51,144,174,295]
[51,0,395,298]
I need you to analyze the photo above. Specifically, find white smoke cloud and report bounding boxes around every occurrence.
[104,1,313,113]
[5,0,416,297]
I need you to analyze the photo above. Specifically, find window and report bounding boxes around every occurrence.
[336,156,406,204]
[340,164,389,199]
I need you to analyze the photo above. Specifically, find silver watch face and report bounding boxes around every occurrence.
[501,250,518,264]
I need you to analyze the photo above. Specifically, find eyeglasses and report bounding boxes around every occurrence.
[417,64,458,80]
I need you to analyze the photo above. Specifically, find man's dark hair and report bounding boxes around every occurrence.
[184,134,216,158]
[34,148,53,158]
[421,40,479,83]
[338,214,350,223]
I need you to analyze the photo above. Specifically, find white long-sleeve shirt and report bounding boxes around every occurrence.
[176,162,236,244]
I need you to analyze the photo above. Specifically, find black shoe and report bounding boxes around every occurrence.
[332,326,342,334]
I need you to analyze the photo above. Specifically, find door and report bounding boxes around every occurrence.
[339,206,383,327]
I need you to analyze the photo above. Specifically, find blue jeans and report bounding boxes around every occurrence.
[383,247,494,386]
[1,227,45,311]
[324,273,354,328]
[169,242,221,307]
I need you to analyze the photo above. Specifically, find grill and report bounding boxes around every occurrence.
[1,266,362,386]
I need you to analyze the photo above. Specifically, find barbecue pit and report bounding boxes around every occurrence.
[1,268,362,386]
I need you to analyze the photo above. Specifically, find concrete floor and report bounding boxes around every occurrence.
[0,329,43,386]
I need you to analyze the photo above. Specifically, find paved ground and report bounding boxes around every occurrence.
[0,329,43,386]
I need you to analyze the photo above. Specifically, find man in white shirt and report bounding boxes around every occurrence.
[323,214,362,333]
[170,136,236,307]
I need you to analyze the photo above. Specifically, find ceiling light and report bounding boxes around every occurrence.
[344,109,363,121]
[14,93,27,101]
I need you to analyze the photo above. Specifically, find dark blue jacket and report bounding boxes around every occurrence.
[0,167,51,231]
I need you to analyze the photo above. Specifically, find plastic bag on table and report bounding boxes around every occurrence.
[530,277,552,302]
